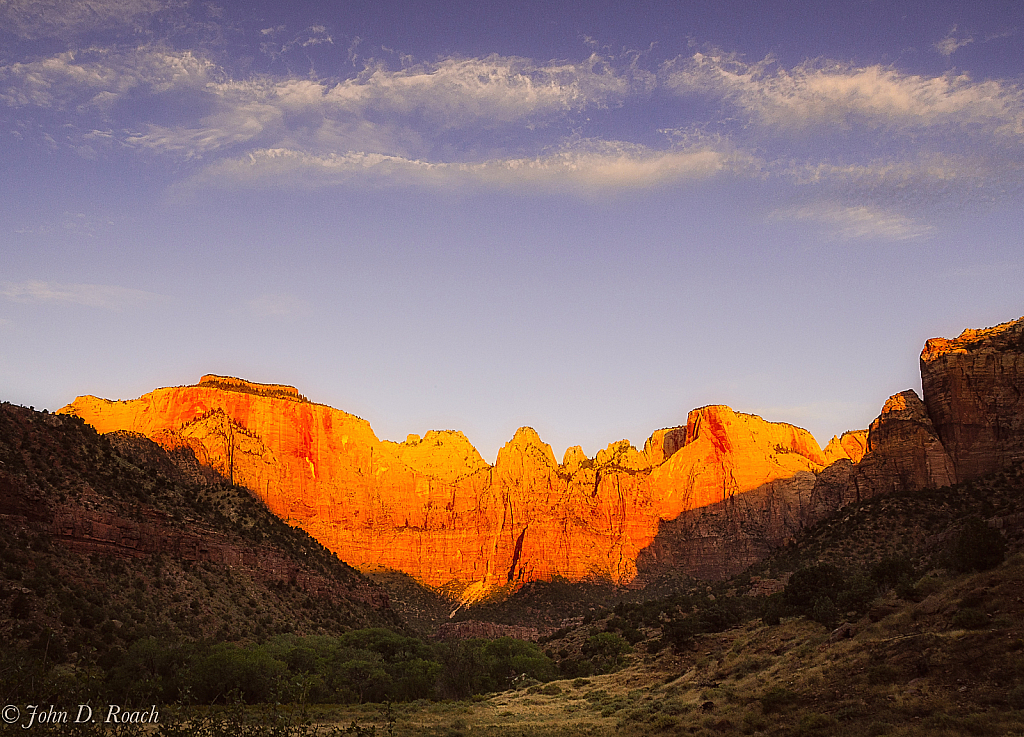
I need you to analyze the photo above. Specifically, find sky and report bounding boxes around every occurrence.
[1,0,1022,463]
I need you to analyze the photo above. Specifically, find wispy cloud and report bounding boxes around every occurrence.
[935,26,974,58]
[771,203,933,240]
[2,47,649,168]
[1,280,163,309]
[3,38,1022,215]
[258,24,335,63]
[662,52,1024,135]
[0,47,215,110]
[181,139,750,192]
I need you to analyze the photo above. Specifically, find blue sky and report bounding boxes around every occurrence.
[2,0,1022,462]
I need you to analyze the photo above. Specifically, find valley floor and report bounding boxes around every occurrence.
[162,556,1024,737]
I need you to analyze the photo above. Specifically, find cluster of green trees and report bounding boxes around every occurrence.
[100,629,556,705]
[761,519,1007,629]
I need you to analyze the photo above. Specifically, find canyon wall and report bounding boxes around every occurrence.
[634,315,1024,581]
[921,317,1024,480]
[58,315,1024,595]
[61,379,840,602]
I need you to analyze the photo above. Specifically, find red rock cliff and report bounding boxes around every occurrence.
[60,380,828,602]
[921,316,1024,480]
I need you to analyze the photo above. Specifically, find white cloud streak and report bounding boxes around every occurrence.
[771,203,933,241]
[2,40,1022,216]
[0,47,215,109]
[2,47,651,168]
[1,280,163,309]
[182,140,749,192]
[663,52,1024,136]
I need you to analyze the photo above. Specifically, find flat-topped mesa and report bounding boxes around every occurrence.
[921,315,1024,480]
[198,374,307,402]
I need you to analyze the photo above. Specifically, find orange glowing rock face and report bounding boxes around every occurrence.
[822,430,869,465]
[60,376,830,602]
[648,405,828,520]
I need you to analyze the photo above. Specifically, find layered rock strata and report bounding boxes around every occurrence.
[921,316,1024,480]
[61,380,832,601]
[632,316,1024,581]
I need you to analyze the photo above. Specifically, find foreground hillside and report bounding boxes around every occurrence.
[0,401,401,699]
[1,462,1014,736]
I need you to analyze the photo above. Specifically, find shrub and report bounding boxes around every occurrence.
[871,556,915,589]
[583,632,631,672]
[951,607,989,630]
[761,595,782,626]
[651,713,679,731]
[793,712,839,734]
[811,595,838,628]
[949,518,1006,572]
[867,664,900,685]
[1008,684,1024,709]
[760,686,797,713]
[783,564,842,610]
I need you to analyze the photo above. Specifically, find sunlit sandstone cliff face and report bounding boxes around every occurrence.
[60,377,839,601]
[634,393,956,583]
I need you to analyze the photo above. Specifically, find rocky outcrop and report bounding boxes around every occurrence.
[49,505,387,608]
[635,393,951,582]
[381,430,488,483]
[921,316,1024,480]
[0,402,396,632]
[594,439,653,471]
[643,426,688,466]
[61,381,830,601]
[648,405,827,520]
[848,390,956,499]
